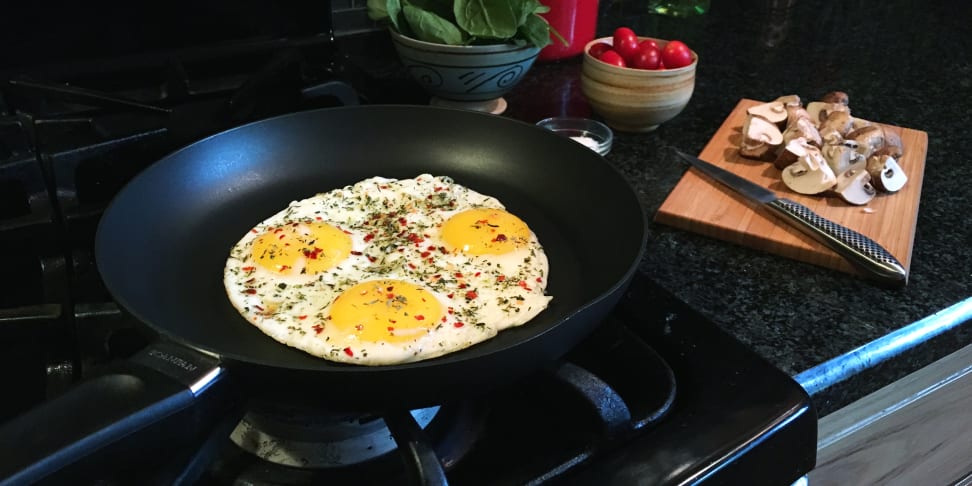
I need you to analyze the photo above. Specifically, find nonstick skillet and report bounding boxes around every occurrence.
[0,105,647,484]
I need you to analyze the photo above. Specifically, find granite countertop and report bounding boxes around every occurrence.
[341,0,972,416]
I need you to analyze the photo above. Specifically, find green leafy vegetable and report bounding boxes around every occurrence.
[367,0,562,48]
[403,5,466,45]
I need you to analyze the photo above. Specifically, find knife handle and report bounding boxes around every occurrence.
[766,198,908,287]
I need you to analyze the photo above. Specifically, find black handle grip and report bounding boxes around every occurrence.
[0,342,225,485]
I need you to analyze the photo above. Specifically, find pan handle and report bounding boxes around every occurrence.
[0,341,227,485]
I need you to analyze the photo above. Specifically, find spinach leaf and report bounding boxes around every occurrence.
[511,0,548,27]
[454,0,517,40]
[403,4,466,45]
[516,11,553,49]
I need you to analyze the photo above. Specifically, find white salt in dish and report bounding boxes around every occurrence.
[535,117,613,156]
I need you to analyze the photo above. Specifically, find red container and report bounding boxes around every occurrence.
[538,0,600,61]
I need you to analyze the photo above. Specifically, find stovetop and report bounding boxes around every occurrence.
[0,17,816,485]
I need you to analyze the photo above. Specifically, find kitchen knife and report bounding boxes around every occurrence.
[675,150,907,287]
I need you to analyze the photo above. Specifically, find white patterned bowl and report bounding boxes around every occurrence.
[390,29,541,113]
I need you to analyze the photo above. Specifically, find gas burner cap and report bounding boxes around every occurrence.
[229,405,440,469]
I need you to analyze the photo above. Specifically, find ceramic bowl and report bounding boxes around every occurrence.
[390,29,541,114]
[581,36,698,132]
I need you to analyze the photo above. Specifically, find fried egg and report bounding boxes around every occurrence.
[224,174,552,365]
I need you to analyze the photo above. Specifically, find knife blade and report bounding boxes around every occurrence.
[675,150,907,287]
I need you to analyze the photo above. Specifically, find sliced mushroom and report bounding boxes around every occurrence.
[774,136,810,170]
[845,125,886,158]
[775,94,803,108]
[866,154,908,193]
[821,91,849,105]
[822,140,865,175]
[881,126,905,158]
[781,146,837,195]
[785,105,811,127]
[832,166,876,205]
[819,110,853,137]
[782,116,822,148]
[806,101,849,125]
[746,100,789,127]
[739,114,784,160]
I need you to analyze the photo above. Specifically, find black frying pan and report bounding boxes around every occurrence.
[0,105,646,484]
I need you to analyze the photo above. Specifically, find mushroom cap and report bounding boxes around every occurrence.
[781,148,837,195]
[740,114,784,160]
[833,167,876,205]
[866,154,908,193]
[746,101,789,125]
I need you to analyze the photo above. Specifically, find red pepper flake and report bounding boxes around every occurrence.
[386,293,395,299]
[279,265,291,272]
[420,251,431,258]
[245,278,256,284]
[364,233,375,242]
[496,275,506,282]
[427,258,434,264]
[367,256,377,263]
[245,289,257,294]
[447,293,454,299]
[454,272,463,278]
[492,234,508,242]
[351,250,363,256]
[315,216,322,221]
[241,266,255,272]
[434,186,444,192]
[427,245,436,251]
[298,315,308,320]
[453,321,464,328]
[355,324,364,331]
[474,272,481,277]
[536,277,543,283]
[387,326,395,332]
[274,228,284,233]
[250,229,258,234]
[458,283,467,289]
[407,233,424,244]
[465,290,478,300]
[342,229,352,235]
[438,246,448,254]
[518,280,532,291]
[386,286,395,291]
[414,315,425,321]
[408,262,416,269]
[398,217,408,226]
[291,222,299,227]
[343,347,354,356]
[253,305,264,311]
[312,324,324,334]
[278,234,286,240]
[441,316,447,322]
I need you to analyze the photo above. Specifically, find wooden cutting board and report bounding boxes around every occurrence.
[655,98,928,278]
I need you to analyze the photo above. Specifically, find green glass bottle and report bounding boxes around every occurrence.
[647,0,709,16]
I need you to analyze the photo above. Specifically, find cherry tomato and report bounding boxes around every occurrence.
[588,42,612,59]
[612,27,637,50]
[614,37,641,63]
[629,46,661,70]
[639,39,660,51]
[661,40,694,69]
[598,50,626,67]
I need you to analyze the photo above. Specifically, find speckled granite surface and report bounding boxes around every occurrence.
[341,0,972,416]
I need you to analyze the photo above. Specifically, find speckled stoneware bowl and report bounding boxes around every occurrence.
[581,36,698,132]
[390,29,541,114]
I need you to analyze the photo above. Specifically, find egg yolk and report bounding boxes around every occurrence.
[441,208,531,255]
[329,279,442,343]
[250,222,351,275]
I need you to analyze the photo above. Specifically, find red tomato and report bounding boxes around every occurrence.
[612,27,637,49]
[588,42,612,59]
[639,39,660,51]
[661,40,694,69]
[629,46,661,70]
[598,50,626,67]
[614,37,641,62]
